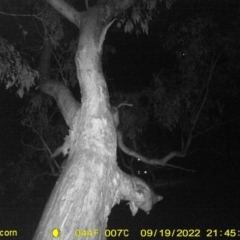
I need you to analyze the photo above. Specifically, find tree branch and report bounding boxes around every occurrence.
[113,102,193,172]
[117,130,194,172]
[39,38,80,127]
[46,0,81,27]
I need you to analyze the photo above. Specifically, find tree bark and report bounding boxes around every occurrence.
[33,1,161,239]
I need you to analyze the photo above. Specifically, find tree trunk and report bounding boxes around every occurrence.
[34,1,161,239]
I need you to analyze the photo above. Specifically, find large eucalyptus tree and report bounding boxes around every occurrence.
[33,1,163,239]
[1,0,239,239]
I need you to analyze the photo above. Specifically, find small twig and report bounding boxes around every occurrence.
[193,117,240,139]
[51,50,68,86]
[21,140,44,151]
[0,4,48,17]
[117,103,133,108]
[25,123,52,156]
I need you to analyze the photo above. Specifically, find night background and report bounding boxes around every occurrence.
[0,0,240,239]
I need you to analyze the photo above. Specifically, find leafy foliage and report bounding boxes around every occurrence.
[0,37,38,97]
[117,0,175,34]
[152,17,237,136]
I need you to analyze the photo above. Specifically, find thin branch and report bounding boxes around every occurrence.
[115,102,193,171]
[191,46,226,134]
[22,123,62,174]
[180,46,227,159]
[25,123,52,156]
[51,50,68,85]
[48,108,60,123]
[117,103,133,108]
[117,130,195,172]
[188,147,227,157]
[0,5,48,17]
[21,140,45,151]
[193,117,240,139]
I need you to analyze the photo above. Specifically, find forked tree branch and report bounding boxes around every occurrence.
[117,130,194,172]
[117,47,226,172]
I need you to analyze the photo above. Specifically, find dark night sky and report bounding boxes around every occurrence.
[103,0,239,91]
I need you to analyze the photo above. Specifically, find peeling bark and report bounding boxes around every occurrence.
[34,1,161,240]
